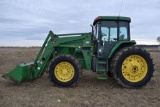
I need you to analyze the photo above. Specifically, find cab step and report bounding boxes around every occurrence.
[96,76,107,80]
[97,69,107,72]
[97,61,107,64]
[96,67,107,80]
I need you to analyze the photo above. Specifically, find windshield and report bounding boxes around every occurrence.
[101,21,129,41]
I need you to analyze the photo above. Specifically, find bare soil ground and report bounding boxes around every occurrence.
[0,47,160,107]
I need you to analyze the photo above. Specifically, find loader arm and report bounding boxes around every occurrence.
[32,31,55,79]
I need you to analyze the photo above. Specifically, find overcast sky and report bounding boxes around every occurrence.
[0,0,160,46]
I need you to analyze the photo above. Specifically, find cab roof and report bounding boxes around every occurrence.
[93,16,131,25]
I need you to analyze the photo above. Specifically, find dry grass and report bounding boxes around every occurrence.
[0,48,160,107]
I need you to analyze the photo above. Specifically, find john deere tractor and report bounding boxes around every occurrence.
[3,16,154,88]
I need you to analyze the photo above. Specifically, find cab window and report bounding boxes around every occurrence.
[119,22,129,40]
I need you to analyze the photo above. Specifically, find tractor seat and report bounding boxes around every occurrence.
[119,35,125,40]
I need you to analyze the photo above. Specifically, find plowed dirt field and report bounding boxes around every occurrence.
[0,47,160,107]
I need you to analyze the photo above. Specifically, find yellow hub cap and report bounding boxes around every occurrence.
[54,62,75,82]
[122,55,148,82]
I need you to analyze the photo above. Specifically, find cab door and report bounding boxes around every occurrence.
[98,21,118,58]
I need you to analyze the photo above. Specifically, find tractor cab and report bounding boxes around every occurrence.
[92,16,131,58]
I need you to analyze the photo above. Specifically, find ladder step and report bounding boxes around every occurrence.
[97,62,107,64]
[97,69,107,72]
[97,76,107,80]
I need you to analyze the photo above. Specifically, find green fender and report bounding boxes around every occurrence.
[108,40,136,59]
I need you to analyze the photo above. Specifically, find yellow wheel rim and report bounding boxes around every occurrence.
[122,55,148,82]
[54,62,75,82]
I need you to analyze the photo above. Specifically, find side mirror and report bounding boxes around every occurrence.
[90,24,94,43]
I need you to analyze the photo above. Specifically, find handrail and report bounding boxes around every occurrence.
[56,32,90,36]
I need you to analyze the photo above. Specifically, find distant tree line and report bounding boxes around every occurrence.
[0,46,41,48]
[157,36,160,45]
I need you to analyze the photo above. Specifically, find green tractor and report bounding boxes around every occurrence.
[3,16,154,88]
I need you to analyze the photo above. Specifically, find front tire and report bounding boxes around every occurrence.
[111,46,154,88]
[49,54,82,87]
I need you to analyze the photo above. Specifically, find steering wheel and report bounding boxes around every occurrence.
[101,33,107,36]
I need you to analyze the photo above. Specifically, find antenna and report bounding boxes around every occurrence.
[118,0,124,16]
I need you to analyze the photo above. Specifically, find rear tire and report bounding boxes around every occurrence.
[49,54,82,87]
[111,46,154,88]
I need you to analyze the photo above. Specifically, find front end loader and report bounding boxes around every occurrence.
[3,31,55,83]
[3,16,154,88]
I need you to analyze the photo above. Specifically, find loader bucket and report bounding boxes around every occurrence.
[2,62,34,84]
